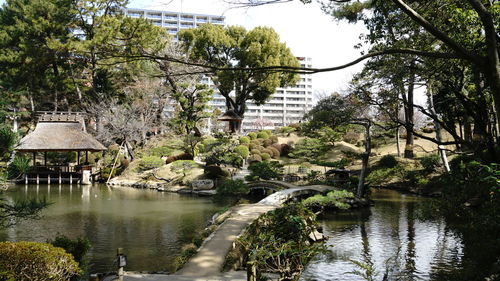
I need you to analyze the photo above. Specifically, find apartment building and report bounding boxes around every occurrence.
[124,8,313,132]
[123,8,225,39]
[241,57,314,132]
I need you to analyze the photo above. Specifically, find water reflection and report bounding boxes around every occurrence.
[300,189,479,281]
[0,184,226,273]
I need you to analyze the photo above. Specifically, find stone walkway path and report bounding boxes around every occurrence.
[177,183,335,277]
[176,204,277,277]
[104,182,336,280]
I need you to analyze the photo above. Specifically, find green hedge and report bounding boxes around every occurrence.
[0,241,81,281]
[257,131,269,139]
[234,145,250,158]
[138,156,164,171]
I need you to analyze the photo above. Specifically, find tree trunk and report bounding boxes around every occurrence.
[396,126,401,157]
[427,83,450,172]
[193,126,202,137]
[404,66,416,158]
[125,140,135,160]
[356,121,371,198]
[467,0,500,135]
[464,117,473,144]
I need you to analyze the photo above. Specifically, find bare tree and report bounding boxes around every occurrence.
[88,78,168,158]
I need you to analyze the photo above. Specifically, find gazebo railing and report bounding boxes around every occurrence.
[29,165,93,174]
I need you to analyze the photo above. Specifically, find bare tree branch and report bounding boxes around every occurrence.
[391,0,482,65]
[101,48,462,76]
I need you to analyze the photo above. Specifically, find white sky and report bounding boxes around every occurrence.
[128,0,368,96]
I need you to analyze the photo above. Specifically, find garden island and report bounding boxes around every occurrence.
[0,0,498,281]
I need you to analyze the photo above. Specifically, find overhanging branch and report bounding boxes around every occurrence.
[102,48,462,76]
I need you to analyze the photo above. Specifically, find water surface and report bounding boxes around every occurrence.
[300,189,499,281]
[0,184,225,273]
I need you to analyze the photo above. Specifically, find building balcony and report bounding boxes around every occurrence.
[147,14,162,19]
[128,13,143,17]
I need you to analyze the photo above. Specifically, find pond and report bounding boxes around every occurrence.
[0,184,227,274]
[300,189,499,281]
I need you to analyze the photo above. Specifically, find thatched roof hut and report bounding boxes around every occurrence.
[16,113,106,152]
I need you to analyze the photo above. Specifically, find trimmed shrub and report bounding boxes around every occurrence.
[138,156,164,171]
[288,123,300,130]
[204,165,230,179]
[171,160,198,177]
[216,179,249,196]
[270,135,279,144]
[247,132,257,140]
[278,126,296,136]
[421,127,435,134]
[405,170,429,186]
[48,235,91,266]
[250,149,261,155]
[263,139,273,147]
[311,159,351,169]
[261,148,273,156]
[268,147,280,159]
[239,136,250,144]
[257,131,269,139]
[272,143,282,153]
[120,158,130,169]
[302,190,355,210]
[262,130,272,136]
[378,155,398,168]
[289,138,328,159]
[148,146,174,157]
[248,154,263,164]
[0,241,81,281]
[165,153,193,164]
[248,143,257,150]
[343,131,360,144]
[280,143,292,157]
[420,154,441,172]
[234,145,250,158]
[248,161,283,180]
[261,153,271,161]
[250,139,261,146]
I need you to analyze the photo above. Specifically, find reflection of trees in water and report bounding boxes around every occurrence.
[314,190,500,281]
[429,223,500,281]
[403,202,417,279]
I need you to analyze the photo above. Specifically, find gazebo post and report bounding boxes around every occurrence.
[77,151,81,166]
[85,151,89,163]
[32,152,36,166]
[44,152,47,166]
